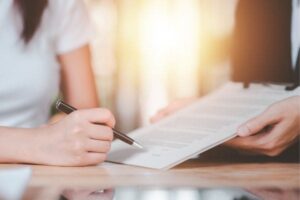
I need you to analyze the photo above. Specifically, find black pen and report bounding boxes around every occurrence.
[56,100,143,149]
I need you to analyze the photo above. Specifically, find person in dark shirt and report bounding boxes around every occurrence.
[151,0,300,159]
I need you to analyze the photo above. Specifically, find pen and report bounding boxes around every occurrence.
[55,100,143,149]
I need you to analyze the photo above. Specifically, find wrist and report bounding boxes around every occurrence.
[15,128,43,164]
[25,126,54,165]
[0,127,39,164]
[13,127,51,165]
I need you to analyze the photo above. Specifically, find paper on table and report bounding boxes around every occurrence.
[107,82,300,170]
[0,167,31,200]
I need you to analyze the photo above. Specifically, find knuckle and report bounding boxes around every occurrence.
[94,154,106,164]
[104,142,111,152]
[103,127,114,140]
[101,154,107,162]
[253,139,265,148]
[72,140,85,153]
[99,108,116,126]
[263,141,277,151]
[265,149,282,157]
[74,154,85,164]
[107,131,114,141]
[255,138,273,150]
[71,125,83,134]
[100,108,113,119]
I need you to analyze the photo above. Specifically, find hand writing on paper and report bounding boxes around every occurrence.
[35,108,115,166]
[226,96,300,156]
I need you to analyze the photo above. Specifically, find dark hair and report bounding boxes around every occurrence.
[15,0,48,43]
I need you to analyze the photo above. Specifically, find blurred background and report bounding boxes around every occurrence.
[86,0,238,131]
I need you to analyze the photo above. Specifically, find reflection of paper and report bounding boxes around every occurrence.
[0,167,31,200]
[108,82,300,170]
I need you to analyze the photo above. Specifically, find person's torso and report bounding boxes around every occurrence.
[0,0,60,128]
[231,0,298,84]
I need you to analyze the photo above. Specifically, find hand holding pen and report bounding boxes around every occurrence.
[56,100,143,149]
[27,106,117,166]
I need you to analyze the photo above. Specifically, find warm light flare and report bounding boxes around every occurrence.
[138,0,202,124]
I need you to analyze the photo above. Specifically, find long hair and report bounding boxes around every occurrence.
[15,0,48,43]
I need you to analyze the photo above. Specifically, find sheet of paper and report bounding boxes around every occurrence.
[0,167,31,200]
[107,82,300,170]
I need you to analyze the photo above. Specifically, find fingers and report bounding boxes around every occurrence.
[85,139,111,153]
[73,108,116,128]
[84,153,107,165]
[227,122,293,156]
[86,124,114,141]
[257,121,298,156]
[237,107,281,137]
[225,136,260,152]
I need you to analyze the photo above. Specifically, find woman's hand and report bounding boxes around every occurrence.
[150,97,198,123]
[34,108,115,166]
[226,96,300,156]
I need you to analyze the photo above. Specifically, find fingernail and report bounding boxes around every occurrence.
[237,125,251,136]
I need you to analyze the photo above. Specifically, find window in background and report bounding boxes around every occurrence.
[87,0,238,131]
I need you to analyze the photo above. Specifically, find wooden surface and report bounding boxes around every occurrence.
[1,159,299,189]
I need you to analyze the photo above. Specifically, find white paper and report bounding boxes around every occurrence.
[107,82,300,170]
[0,167,31,200]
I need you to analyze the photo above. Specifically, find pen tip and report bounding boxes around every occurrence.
[133,142,143,149]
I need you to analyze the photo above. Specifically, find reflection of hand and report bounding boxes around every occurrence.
[150,97,198,123]
[226,96,300,156]
[62,188,114,200]
[247,188,300,200]
[35,109,115,166]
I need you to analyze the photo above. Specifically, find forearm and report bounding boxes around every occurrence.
[59,45,99,109]
[0,108,115,166]
[0,127,42,164]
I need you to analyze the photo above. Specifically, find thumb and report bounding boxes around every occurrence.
[237,109,280,137]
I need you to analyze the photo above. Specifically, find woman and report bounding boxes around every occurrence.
[0,0,114,166]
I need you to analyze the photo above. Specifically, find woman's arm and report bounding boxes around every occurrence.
[0,108,115,166]
[59,44,99,108]
[0,45,114,166]
[0,127,39,163]
[50,44,99,123]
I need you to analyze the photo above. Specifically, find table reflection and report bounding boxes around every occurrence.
[50,187,300,200]
[60,188,114,200]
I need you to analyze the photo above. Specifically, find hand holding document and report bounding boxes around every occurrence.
[107,82,300,170]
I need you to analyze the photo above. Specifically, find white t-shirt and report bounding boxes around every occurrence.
[291,0,300,68]
[0,0,93,128]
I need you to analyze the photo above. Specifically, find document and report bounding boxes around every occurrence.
[107,82,300,170]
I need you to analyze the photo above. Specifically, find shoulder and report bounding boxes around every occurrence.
[47,0,88,16]
[44,0,93,54]
[44,0,90,30]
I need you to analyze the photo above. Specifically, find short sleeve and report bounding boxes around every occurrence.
[53,0,94,54]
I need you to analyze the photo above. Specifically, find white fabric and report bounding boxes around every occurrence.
[291,0,300,68]
[0,0,93,128]
[0,167,31,200]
